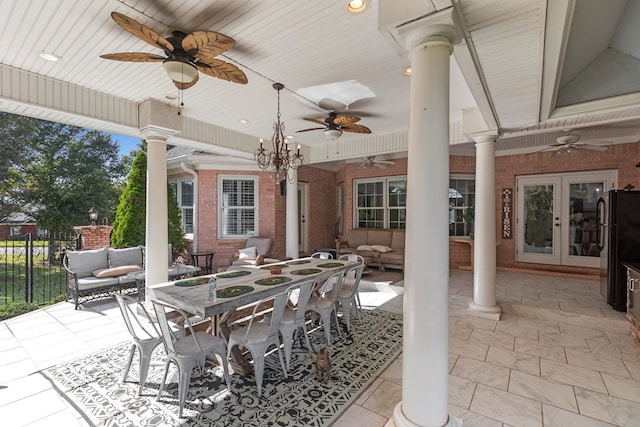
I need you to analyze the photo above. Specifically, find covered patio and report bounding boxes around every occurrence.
[2,1,640,426]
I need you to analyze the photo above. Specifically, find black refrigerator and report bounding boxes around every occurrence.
[597,189,640,312]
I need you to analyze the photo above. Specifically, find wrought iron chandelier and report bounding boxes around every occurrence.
[255,82,303,183]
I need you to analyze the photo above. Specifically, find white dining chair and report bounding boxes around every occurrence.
[338,254,365,311]
[114,294,163,396]
[226,288,291,397]
[334,263,365,332]
[278,279,316,370]
[306,270,346,345]
[311,251,334,259]
[152,299,231,417]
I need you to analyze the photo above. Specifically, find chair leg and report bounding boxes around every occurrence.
[157,359,172,401]
[123,343,136,383]
[177,360,196,418]
[300,324,313,354]
[322,313,332,345]
[282,328,294,371]
[276,346,287,379]
[137,344,157,396]
[253,352,265,397]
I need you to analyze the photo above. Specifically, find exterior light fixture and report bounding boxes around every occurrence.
[254,83,303,183]
[88,207,98,226]
[636,161,640,172]
[404,67,412,76]
[347,0,367,13]
[39,51,60,62]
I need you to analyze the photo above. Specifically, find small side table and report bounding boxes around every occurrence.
[189,252,214,275]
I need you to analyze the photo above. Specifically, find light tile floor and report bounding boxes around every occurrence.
[1,269,639,426]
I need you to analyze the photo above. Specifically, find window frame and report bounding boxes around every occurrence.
[353,175,407,229]
[169,178,194,238]
[218,175,259,239]
[449,174,475,238]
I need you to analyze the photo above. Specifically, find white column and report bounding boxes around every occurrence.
[142,129,170,300]
[389,19,461,427]
[469,135,501,319]
[286,169,299,258]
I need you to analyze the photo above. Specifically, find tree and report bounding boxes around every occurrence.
[111,150,186,253]
[0,112,126,230]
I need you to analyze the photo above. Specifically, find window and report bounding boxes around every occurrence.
[449,175,475,237]
[354,177,406,229]
[169,179,194,235]
[219,176,258,238]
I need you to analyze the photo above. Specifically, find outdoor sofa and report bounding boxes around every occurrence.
[336,228,405,271]
[64,246,171,309]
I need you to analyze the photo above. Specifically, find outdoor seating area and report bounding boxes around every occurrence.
[336,228,405,271]
[3,268,640,427]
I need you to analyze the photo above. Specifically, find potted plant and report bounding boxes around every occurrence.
[463,206,475,239]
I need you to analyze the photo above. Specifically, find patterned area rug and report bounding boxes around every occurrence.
[42,309,402,426]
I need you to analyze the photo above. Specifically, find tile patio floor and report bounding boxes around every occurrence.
[1,269,639,426]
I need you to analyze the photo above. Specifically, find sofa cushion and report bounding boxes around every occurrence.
[371,245,393,253]
[357,244,373,251]
[347,229,369,248]
[245,237,273,256]
[66,248,109,278]
[379,251,404,262]
[108,247,143,268]
[367,229,393,247]
[391,230,405,250]
[76,276,119,291]
[238,246,257,259]
[93,265,142,278]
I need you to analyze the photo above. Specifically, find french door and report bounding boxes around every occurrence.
[516,170,616,268]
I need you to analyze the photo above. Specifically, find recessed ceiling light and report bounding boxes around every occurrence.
[39,51,60,62]
[403,67,412,76]
[239,119,249,124]
[346,0,367,13]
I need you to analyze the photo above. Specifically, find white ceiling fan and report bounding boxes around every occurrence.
[534,131,609,157]
[356,156,395,169]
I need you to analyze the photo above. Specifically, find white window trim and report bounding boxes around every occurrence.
[449,174,475,238]
[218,174,259,239]
[353,175,407,229]
[169,178,194,239]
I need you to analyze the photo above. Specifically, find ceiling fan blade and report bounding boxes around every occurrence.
[196,58,247,84]
[173,74,199,90]
[296,127,325,133]
[342,124,371,134]
[100,52,165,62]
[580,144,608,151]
[318,98,347,111]
[334,115,360,126]
[182,30,235,58]
[110,12,174,52]
[377,160,395,165]
[302,117,328,126]
[373,163,387,169]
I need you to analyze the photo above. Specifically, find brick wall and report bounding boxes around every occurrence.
[74,225,112,249]
[175,140,640,273]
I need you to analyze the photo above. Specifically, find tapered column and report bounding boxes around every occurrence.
[470,134,501,319]
[388,14,461,427]
[286,169,299,258]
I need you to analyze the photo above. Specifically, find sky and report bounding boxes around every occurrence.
[110,133,141,157]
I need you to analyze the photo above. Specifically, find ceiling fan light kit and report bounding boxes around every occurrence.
[162,60,198,83]
[101,12,247,90]
[324,128,343,140]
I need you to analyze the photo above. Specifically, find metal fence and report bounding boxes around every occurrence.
[0,229,80,308]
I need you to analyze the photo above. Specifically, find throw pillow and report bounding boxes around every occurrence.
[371,245,393,253]
[238,246,257,259]
[357,244,373,251]
[93,264,143,278]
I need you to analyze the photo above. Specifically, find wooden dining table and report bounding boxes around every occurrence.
[148,257,356,374]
